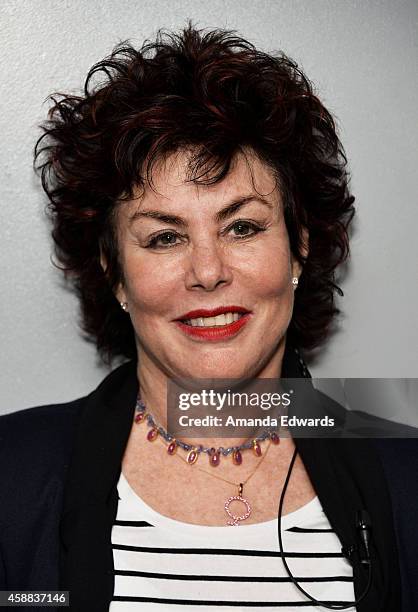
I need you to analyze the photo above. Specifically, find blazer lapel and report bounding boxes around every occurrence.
[282,347,401,611]
[59,361,138,611]
[294,435,401,611]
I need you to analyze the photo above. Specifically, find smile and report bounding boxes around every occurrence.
[183,312,243,327]
[174,308,252,341]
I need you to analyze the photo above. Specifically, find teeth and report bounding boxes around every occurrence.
[185,312,244,327]
[225,312,234,324]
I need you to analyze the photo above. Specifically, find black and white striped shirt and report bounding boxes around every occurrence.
[110,472,356,610]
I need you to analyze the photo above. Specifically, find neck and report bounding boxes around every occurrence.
[135,338,288,449]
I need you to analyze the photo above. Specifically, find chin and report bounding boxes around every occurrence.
[180,361,251,380]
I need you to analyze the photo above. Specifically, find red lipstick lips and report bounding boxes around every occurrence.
[177,305,249,320]
[174,305,251,342]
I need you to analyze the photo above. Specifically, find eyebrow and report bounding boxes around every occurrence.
[129,195,274,226]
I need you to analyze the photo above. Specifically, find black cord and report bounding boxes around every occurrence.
[277,447,372,610]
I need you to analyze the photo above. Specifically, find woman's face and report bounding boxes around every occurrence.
[114,149,303,380]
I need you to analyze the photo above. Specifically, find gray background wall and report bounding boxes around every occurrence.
[1,0,417,414]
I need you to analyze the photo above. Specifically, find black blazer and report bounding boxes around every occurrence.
[1,346,417,611]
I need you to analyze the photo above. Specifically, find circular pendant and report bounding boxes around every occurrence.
[224,495,252,526]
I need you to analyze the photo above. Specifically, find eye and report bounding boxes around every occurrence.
[227,220,267,238]
[146,231,183,249]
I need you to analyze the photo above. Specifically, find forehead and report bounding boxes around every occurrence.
[121,148,279,216]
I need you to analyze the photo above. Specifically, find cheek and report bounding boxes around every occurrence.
[123,255,181,316]
[236,238,292,297]
[248,261,290,297]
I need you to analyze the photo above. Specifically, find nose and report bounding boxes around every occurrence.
[184,241,233,291]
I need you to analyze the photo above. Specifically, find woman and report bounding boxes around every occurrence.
[0,25,416,612]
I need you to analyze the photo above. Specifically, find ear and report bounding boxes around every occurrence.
[100,249,127,305]
[291,226,309,280]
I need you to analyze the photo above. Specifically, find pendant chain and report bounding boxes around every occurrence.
[158,434,272,489]
[152,420,273,524]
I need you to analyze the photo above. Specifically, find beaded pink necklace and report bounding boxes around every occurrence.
[134,397,281,525]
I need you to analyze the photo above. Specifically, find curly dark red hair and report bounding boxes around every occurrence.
[34,24,355,362]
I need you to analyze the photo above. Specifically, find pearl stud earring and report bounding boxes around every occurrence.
[120,302,129,312]
[292,277,299,287]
